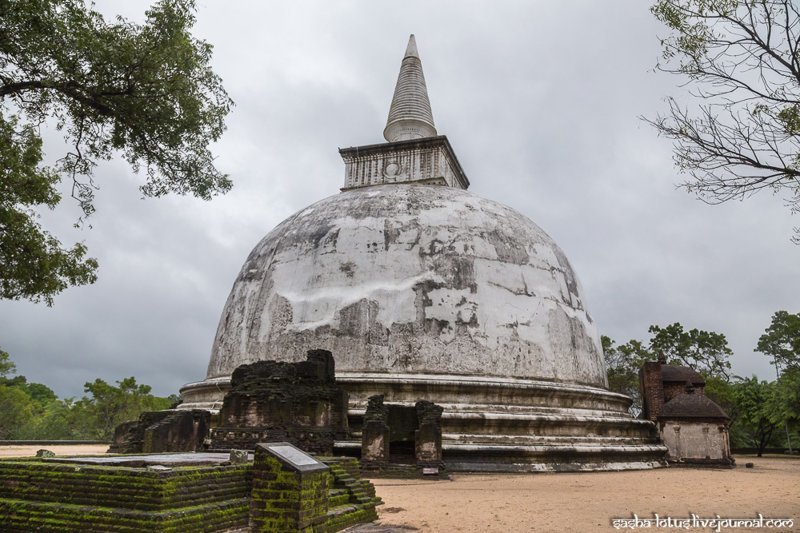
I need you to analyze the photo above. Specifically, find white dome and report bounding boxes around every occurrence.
[180,35,665,473]
[207,184,607,388]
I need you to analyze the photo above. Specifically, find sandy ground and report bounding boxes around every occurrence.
[2,447,798,532]
[370,457,800,533]
[0,444,109,458]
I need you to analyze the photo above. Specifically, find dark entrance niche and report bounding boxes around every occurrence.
[360,395,443,474]
[387,404,417,463]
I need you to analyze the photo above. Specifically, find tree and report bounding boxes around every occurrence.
[0,0,233,304]
[603,336,651,415]
[703,376,739,426]
[756,310,800,371]
[0,348,16,378]
[756,312,800,451]
[733,376,782,455]
[770,367,800,429]
[648,323,733,381]
[0,385,35,439]
[649,1,800,242]
[75,377,173,439]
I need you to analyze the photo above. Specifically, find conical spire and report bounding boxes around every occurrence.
[383,35,437,142]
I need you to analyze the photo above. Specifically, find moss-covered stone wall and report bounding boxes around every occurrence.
[0,460,250,511]
[249,445,330,532]
[0,459,250,532]
[0,452,381,533]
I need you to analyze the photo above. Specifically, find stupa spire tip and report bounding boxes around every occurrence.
[404,34,419,59]
[384,34,436,142]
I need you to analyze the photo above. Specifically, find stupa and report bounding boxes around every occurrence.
[180,35,666,471]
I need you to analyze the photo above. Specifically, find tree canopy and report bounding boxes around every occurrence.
[0,348,16,378]
[648,323,732,380]
[602,336,649,415]
[0,0,233,304]
[756,310,800,370]
[649,0,800,242]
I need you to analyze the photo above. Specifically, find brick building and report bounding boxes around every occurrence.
[640,359,733,467]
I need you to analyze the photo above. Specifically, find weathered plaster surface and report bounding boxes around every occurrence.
[207,184,606,388]
[660,421,730,461]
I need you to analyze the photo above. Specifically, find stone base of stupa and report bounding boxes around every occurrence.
[180,372,667,472]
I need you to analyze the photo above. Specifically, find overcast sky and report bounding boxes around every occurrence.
[2,0,798,398]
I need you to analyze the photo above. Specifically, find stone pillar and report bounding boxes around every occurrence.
[415,400,443,468]
[640,361,664,422]
[361,395,390,469]
[249,442,330,532]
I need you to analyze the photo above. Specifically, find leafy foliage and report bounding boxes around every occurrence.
[732,376,781,456]
[648,0,800,242]
[0,115,98,304]
[0,348,16,378]
[756,310,800,370]
[604,313,800,450]
[648,323,732,380]
[75,377,173,440]
[0,385,35,439]
[0,0,232,304]
[602,336,649,415]
[770,367,800,429]
[703,375,738,424]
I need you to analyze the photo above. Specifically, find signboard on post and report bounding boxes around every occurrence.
[259,442,328,473]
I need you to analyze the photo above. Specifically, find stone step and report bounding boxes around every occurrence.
[325,503,379,533]
[350,403,633,419]
[441,441,667,472]
[442,433,661,446]
[327,504,357,517]
[347,418,657,440]
[327,493,351,508]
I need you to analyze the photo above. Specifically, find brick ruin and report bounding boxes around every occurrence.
[108,409,210,454]
[250,443,380,532]
[209,349,349,454]
[108,349,449,480]
[110,350,349,456]
[360,394,444,474]
[415,400,444,469]
[360,395,390,468]
[640,359,733,467]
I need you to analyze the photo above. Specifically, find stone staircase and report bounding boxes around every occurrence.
[320,457,382,532]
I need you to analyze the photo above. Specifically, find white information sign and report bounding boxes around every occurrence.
[269,445,319,467]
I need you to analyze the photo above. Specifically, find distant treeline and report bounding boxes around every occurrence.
[0,349,177,442]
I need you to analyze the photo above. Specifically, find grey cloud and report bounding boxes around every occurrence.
[1,0,797,397]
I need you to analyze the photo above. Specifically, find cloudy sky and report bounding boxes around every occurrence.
[2,0,798,398]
